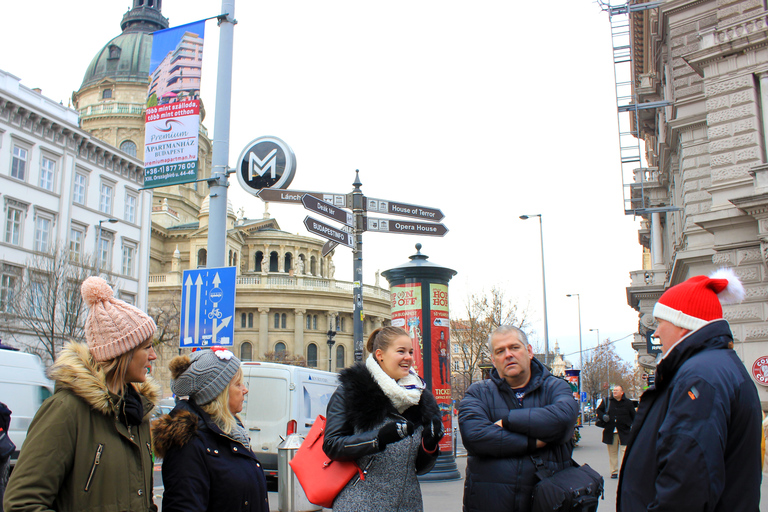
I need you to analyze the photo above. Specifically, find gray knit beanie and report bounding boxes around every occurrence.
[170,348,241,405]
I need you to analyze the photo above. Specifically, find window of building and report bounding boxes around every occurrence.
[241,312,246,328]
[306,315,311,330]
[120,141,137,158]
[313,315,317,330]
[340,317,345,332]
[5,207,23,245]
[121,242,136,277]
[73,172,87,205]
[69,225,85,262]
[120,292,136,306]
[453,360,459,372]
[275,342,286,354]
[336,345,345,369]
[248,313,253,328]
[197,248,206,268]
[0,266,21,313]
[281,313,286,329]
[11,146,28,181]
[102,89,112,99]
[31,278,45,318]
[99,182,113,214]
[269,252,279,272]
[284,253,292,273]
[240,342,253,362]
[335,315,340,331]
[274,313,280,329]
[125,193,137,223]
[40,156,55,191]
[307,343,318,368]
[98,232,113,271]
[34,213,53,252]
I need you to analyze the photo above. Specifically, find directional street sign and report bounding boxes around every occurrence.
[259,188,349,208]
[303,216,354,248]
[366,217,448,237]
[180,266,236,348]
[365,197,444,222]
[302,194,353,226]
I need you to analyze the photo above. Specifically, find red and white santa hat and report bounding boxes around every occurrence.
[653,268,745,331]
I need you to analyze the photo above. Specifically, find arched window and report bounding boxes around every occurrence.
[240,342,253,362]
[336,345,345,369]
[241,313,246,328]
[275,342,286,353]
[307,343,318,368]
[255,251,263,272]
[102,89,112,100]
[248,313,253,328]
[228,249,233,266]
[313,315,317,330]
[335,316,340,331]
[310,256,317,275]
[274,313,280,328]
[284,253,292,273]
[306,315,311,330]
[281,313,286,329]
[197,248,207,268]
[120,140,137,158]
[269,251,279,272]
[233,252,237,269]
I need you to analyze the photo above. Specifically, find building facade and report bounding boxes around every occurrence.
[623,0,768,406]
[0,68,153,360]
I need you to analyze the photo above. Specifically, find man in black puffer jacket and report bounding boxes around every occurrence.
[618,269,762,512]
[459,325,578,512]
[595,385,635,479]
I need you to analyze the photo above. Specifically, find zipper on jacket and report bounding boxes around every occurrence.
[352,457,375,487]
[84,444,104,492]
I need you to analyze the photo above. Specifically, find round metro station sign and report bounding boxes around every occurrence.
[236,136,296,195]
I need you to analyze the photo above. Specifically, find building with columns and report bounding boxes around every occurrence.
[622,0,768,406]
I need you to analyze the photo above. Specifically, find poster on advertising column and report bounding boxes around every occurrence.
[429,283,452,452]
[143,20,206,188]
[390,283,424,374]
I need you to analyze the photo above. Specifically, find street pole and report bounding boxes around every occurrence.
[590,328,600,406]
[566,293,584,427]
[95,218,117,276]
[352,171,364,362]
[326,330,336,372]
[520,214,549,366]
[206,0,235,268]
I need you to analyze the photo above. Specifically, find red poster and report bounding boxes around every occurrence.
[430,284,452,452]
[390,283,424,374]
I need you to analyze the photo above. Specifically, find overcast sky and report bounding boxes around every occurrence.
[1,0,643,365]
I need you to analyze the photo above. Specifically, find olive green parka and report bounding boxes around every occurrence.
[3,342,160,512]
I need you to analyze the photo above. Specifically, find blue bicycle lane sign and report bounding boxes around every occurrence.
[179,266,236,348]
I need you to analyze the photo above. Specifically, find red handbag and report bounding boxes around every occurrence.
[289,414,364,508]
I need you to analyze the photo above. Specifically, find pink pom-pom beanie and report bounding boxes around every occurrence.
[81,276,157,361]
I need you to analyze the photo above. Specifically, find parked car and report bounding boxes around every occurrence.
[239,362,339,481]
[151,398,176,422]
[0,346,54,467]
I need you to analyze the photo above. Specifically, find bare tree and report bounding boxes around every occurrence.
[6,245,95,365]
[148,290,182,349]
[450,286,533,400]
[262,350,307,367]
[580,338,633,407]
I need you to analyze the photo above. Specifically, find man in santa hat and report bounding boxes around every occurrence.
[617,269,762,512]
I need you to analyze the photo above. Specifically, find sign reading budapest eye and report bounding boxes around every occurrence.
[143,20,206,189]
[236,136,297,194]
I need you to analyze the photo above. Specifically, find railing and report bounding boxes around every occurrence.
[78,102,145,118]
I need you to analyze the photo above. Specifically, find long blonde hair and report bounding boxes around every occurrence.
[200,367,242,434]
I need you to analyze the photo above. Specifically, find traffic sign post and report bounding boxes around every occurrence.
[180,267,236,347]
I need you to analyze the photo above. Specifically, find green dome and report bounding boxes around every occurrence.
[81,31,153,88]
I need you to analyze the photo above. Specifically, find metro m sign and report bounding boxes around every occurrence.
[236,136,297,194]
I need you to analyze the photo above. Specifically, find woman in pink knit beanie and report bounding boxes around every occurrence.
[4,276,160,512]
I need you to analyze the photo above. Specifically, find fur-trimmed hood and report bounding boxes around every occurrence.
[338,362,439,432]
[47,341,160,417]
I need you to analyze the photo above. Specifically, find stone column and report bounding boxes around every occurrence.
[279,244,286,272]
[258,307,270,357]
[651,212,663,268]
[262,245,269,274]
[294,308,306,358]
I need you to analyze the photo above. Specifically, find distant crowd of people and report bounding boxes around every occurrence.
[1,268,764,511]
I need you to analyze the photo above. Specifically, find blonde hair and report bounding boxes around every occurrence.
[99,349,135,396]
[200,367,243,434]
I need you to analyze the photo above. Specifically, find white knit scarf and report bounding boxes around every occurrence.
[365,354,424,413]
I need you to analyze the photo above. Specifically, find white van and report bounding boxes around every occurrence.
[0,347,54,466]
[240,362,339,480]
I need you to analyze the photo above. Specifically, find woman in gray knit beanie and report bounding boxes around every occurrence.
[152,347,269,511]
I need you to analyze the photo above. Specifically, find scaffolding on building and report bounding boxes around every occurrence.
[599,0,677,216]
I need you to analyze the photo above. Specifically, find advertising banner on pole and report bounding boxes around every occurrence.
[390,283,424,374]
[144,20,206,189]
[429,283,452,452]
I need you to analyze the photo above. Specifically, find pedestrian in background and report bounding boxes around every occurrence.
[595,384,635,479]
[0,401,14,511]
[459,325,578,512]
[152,347,268,512]
[3,276,159,512]
[323,326,443,512]
[618,269,762,512]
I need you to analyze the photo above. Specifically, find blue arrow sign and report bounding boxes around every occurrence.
[180,266,236,348]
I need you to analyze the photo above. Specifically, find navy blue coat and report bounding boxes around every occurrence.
[618,319,762,512]
[459,358,578,512]
[152,400,269,512]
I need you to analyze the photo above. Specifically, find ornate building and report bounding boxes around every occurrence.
[622,0,768,406]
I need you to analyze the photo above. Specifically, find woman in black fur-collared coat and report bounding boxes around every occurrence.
[323,326,443,512]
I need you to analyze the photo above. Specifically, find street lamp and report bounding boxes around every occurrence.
[95,218,118,276]
[520,214,549,367]
[326,330,337,372]
[566,293,584,426]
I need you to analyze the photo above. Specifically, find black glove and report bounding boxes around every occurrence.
[422,417,444,452]
[377,420,414,448]
[602,414,610,423]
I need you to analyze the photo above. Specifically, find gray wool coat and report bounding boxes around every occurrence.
[323,363,441,512]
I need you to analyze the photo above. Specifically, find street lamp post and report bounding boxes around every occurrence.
[95,218,118,276]
[566,293,584,427]
[589,328,603,405]
[519,214,549,367]
[326,330,337,372]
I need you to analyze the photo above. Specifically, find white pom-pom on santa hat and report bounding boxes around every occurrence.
[709,267,745,305]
